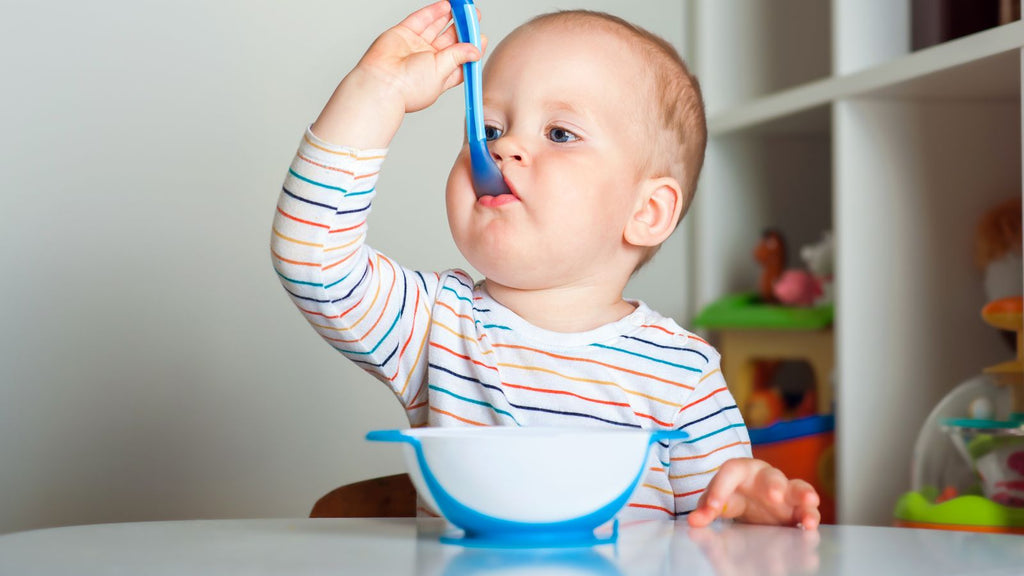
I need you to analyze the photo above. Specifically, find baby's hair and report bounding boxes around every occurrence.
[511,11,708,269]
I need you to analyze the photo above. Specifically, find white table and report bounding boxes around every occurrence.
[1,518,1022,575]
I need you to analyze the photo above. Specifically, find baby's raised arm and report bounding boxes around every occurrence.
[271,3,482,412]
[311,0,482,148]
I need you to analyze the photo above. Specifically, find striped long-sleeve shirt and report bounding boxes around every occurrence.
[271,128,751,519]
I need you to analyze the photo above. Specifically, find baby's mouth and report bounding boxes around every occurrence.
[477,193,518,208]
[476,179,519,208]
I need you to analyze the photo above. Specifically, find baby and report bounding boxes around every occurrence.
[272,1,820,528]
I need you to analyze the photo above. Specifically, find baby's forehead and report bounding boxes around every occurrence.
[502,15,644,57]
[490,19,651,90]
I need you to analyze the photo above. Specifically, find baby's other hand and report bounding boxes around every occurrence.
[357,0,484,114]
[687,458,820,530]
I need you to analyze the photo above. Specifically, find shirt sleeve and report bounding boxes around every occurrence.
[270,127,436,408]
[669,351,752,515]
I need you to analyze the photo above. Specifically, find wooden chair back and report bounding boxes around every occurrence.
[309,473,417,518]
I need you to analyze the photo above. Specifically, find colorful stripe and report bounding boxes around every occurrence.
[492,343,696,390]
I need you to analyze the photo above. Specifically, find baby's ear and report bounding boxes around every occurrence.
[624,177,684,248]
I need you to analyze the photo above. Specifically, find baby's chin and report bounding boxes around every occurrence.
[454,239,527,287]
[463,247,570,292]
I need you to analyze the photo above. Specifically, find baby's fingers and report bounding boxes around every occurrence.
[753,464,791,505]
[437,41,483,92]
[430,6,484,52]
[710,458,770,510]
[793,504,821,530]
[687,491,746,527]
[687,459,763,527]
[400,1,455,39]
[784,479,821,529]
[751,467,824,527]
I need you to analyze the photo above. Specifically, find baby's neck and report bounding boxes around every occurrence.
[482,279,637,333]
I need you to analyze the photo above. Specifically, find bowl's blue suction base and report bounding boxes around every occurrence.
[440,523,618,549]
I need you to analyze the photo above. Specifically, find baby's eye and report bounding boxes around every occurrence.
[547,126,579,143]
[484,125,503,141]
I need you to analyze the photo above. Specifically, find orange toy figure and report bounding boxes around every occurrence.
[754,229,786,304]
[745,361,784,428]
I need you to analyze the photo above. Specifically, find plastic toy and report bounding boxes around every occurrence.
[744,361,818,428]
[761,230,834,307]
[800,231,834,306]
[893,197,1024,533]
[745,362,786,428]
[754,229,785,304]
[893,297,1024,533]
[693,291,834,418]
[773,269,821,307]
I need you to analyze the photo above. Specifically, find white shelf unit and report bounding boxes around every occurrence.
[687,0,1023,525]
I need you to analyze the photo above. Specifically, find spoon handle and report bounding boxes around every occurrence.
[449,0,486,145]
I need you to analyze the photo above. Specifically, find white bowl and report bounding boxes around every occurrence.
[367,427,686,546]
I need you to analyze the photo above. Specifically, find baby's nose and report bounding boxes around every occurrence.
[492,150,523,163]
[490,139,526,164]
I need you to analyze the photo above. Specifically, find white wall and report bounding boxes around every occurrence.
[0,0,688,533]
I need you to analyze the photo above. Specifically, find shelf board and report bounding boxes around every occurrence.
[709,21,1024,136]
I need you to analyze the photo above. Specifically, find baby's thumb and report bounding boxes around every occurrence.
[437,43,482,90]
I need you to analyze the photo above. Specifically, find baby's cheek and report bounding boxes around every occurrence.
[445,154,477,245]
[445,151,474,198]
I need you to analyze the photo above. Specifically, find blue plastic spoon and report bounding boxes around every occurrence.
[449,0,511,198]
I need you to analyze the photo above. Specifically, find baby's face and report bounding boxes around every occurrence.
[446,23,652,290]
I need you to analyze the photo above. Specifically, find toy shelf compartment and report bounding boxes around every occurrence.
[688,0,1024,525]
